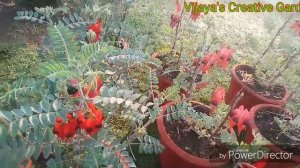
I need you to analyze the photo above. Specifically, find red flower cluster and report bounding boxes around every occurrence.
[195,46,234,74]
[88,19,102,43]
[53,113,79,140]
[78,103,104,135]
[216,46,234,69]
[170,0,182,28]
[53,76,104,140]
[290,20,300,35]
[228,105,254,144]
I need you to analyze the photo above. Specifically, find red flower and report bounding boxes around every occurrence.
[290,20,300,35]
[229,105,254,144]
[198,53,217,74]
[216,46,233,69]
[88,19,102,42]
[53,113,79,140]
[78,103,104,135]
[210,86,225,113]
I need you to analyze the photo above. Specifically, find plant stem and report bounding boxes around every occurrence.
[254,13,294,67]
[187,24,213,97]
[172,9,184,56]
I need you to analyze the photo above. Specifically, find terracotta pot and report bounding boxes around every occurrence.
[157,101,230,168]
[250,104,300,166]
[225,64,289,110]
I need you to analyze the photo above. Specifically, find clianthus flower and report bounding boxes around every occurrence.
[78,103,104,135]
[88,19,102,43]
[229,105,254,144]
[210,86,225,113]
[199,53,217,74]
[216,46,234,69]
[53,113,79,140]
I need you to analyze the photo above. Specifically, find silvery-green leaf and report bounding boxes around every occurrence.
[29,115,40,127]
[40,100,51,113]
[125,100,132,107]
[35,128,44,142]
[32,144,42,160]
[39,114,49,127]
[21,105,33,116]
[9,122,18,137]
[109,97,117,104]
[47,113,56,124]
[44,129,53,143]
[146,102,154,107]
[19,118,30,132]
[141,106,148,113]
[53,99,62,111]
[31,105,42,113]
[116,98,124,104]
[0,111,13,121]
[12,109,23,118]
[43,144,52,158]
[131,103,140,110]
[25,145,35,158]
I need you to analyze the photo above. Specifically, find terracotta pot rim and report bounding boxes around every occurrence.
[157,101,230,167]
[231,64,289,105]
[250,104,300,163]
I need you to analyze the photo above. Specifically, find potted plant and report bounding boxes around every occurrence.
[0,2,168,167]
[250,84,300,166]
[225,14,300,110]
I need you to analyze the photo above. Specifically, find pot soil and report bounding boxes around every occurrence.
[252,104,300,166]
[157,101,229,168]
[225,64,289,110]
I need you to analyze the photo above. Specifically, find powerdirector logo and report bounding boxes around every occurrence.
[218,148,293,161]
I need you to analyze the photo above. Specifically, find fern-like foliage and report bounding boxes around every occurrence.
[94,86,153,125]
[138,135,164,154]
[0,78,38,103]
[48,23,79,61]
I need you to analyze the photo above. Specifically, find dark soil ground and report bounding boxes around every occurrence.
[235,65,286,100]
[254,106,300,156]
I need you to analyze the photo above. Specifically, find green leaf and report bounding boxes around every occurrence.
[32,105,42,113]
[9,122,18,137]
[0,111,13,121]
[25,145,35,158]
[53,99,62,111]
[29,115,40,127]
[12,109,23,118]
[19,118,30,132]
[43,144,52,158]
[44,129,54,143]
[32,144,42,160]
[21,105,33,116]
[39,114,49,127]
[35,128,44,142]
[47,113,56,124]
[40,100,51,113]
[56,110,68,121]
